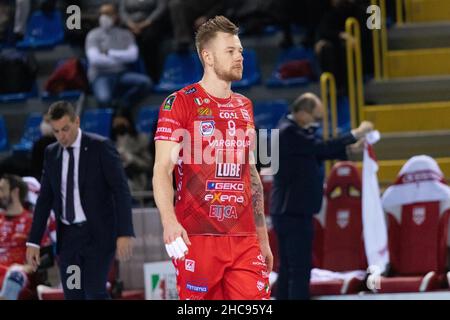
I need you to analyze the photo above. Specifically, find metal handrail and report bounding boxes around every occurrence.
[320,72,338,177]
[396,0,405,24]
[372,0,389,79]
[345,17,364,127]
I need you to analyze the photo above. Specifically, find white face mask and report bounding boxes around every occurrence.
[99,14,114,29]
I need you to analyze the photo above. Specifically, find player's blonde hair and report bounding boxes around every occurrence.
[195,15,239,64]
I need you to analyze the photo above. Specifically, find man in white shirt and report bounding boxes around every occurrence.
[26,101,135,299]
[85,3,152,108]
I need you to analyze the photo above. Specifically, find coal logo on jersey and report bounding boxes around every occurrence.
[219,111,239,119]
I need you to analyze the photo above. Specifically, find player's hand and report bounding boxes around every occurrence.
[26,246,40,272]
[260,243,274,274]
[347,137,365,154]
[116,236,134,262]
[163,218,191,260]
[353,121,374,139]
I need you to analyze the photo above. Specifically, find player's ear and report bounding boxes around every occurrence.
[202,49,213,67]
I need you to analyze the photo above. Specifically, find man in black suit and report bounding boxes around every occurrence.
[270,93,372,300]
[25,101,135,300]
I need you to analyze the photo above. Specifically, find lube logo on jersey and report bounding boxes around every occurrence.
[199,121,215,136]
[209,205,238,222]
[219,111,239,119]
[216,163,242,179]
[206,180,244,192]
[204,193,245,204]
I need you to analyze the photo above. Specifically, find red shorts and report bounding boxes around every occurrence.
[0,265,7,286]
[173,235,271,300]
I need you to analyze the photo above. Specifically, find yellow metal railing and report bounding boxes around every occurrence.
[345,17,364,127]
[372,0,389,79]
[396,0,405,24]
[320,72,338,177]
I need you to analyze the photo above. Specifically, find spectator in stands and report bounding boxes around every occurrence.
[168,0,225,52]
[85,3,152,109]
[270,93,373,299]
[13,0,31,41]
[31,114,56,180]
[120,0,170,83]
[0,174,35,300]
[274,0,329,48]
[111,110,152,192]
[0,113,56,179]
[314,0,371,92]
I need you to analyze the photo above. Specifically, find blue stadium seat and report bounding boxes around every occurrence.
[136,106,160,135]
[154,52,202,93]
[0,116,9,152]
[232,49,261,89]
[0,81,39,103]
[41,89,83,101]
[253,100,289,130]
[12,113,43,153]
[81,108,113,138]
[266,46,316,88]
[16,10,64,49]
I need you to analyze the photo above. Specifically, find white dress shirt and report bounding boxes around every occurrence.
[26,129,87,248]
[60,128,87,225]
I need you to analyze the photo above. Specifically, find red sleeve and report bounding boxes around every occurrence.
[154,92,189,143]
[245,99,257,153]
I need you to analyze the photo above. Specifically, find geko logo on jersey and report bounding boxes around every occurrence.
[204,193,245,204]
[209,205,238,222]
[199,121,215,136]
[206,180,244,192]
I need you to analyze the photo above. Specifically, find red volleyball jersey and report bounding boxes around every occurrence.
[0,210,33,265]
[155,83,257,236]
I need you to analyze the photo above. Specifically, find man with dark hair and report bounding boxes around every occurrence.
[26,100,135,300]
[153,16,272,300]
[270,92,373,300]
[0,174,34,300]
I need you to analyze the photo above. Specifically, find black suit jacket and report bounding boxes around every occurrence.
[270,116,357,217]
[28,132,135,253]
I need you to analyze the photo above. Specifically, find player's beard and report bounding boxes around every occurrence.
[0,195,11,210]
[214,63,243,82]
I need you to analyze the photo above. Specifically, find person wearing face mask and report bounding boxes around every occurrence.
[0,113,56,179]
[111,111,152,192]
[270,92,373,300]
[85,3,152,109]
